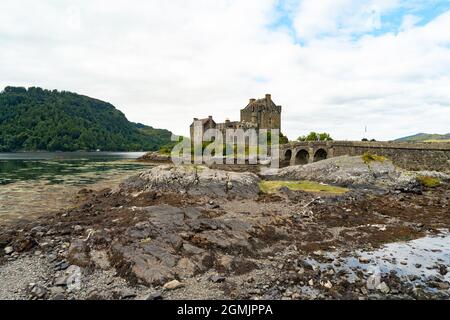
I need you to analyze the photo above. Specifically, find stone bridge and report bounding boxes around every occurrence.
[280,141,450,172]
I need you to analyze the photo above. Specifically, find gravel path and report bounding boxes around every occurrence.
[0,255,51,300]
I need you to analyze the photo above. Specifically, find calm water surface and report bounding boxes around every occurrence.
[0,152,153,224]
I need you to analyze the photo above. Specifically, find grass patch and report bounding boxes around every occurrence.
[417,176,441,188]
[259,180,348,194]
[362,152,386,164]
[424,139,450,143]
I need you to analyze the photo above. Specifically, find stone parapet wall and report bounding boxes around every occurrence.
[282,141,450,172]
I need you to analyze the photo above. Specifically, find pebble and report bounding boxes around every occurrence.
[437,282,450,290]
[377,282,390,294]
[439,265,448,276]
[30,285,47,299]
[54,275,68,287]
[366,274,381,290]
[291,293,301,299]
[163,280,184,290]
[358,257,370,264]
[4,246,14,255]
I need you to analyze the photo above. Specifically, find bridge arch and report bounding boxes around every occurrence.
[313,148,328,162]
[284,149,292,162]
[295,149,310,165]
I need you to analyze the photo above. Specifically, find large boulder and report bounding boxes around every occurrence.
[268,156,399,187]
[270,155,426,189]
[266,155,450,190]
[120,165,260,198]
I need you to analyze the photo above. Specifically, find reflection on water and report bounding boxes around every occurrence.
[350,231,450,283]
[306,231,450,293]
[0,152,152,225]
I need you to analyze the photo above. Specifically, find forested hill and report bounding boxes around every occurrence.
[0,86,173,152]
[395,133,450,143]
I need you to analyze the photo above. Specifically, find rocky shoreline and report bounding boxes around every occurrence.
[0,156,449,300]
[137,151,171,163]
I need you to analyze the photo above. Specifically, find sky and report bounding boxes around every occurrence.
[1,0,450,141]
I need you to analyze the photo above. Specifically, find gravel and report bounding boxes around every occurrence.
[0,255,51,300]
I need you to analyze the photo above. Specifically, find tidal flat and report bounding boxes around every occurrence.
[0,156,449,300]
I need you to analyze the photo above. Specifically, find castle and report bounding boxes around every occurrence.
[190,94,282,141]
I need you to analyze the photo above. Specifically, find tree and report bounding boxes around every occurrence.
[0,86,173,151]
[297,132,333,142]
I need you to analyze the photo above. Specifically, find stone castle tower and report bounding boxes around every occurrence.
[240,94,282,131]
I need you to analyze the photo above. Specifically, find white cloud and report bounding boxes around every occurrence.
[400,14,422,31]
[0,0,449,142]
[292,0,400,40]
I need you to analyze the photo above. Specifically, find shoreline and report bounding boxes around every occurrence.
[1,158,449,300]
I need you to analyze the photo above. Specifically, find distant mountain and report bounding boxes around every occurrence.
[395,133,450,142]
[0,86,173,152]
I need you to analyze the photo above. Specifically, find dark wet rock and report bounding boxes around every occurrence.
[184,207,203,220]
[119,289,137,300]
[395,180,423,194]
[438,265,448,276]
[209,275,226,283]
[113,244,174,286]
[142,244,178,268]
[143,205,186,229]
[51,293,66,300]
[56,261,70,271]
[14,237,38,252]
[140,291,163,300]
[182,243,206,255]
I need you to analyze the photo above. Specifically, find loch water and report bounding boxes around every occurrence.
[0,152,153,224]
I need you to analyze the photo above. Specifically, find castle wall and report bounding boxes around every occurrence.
[259,110,281,130]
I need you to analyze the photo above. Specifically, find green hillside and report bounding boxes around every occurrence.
[0,86,173,152]
[395,133,450,143]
